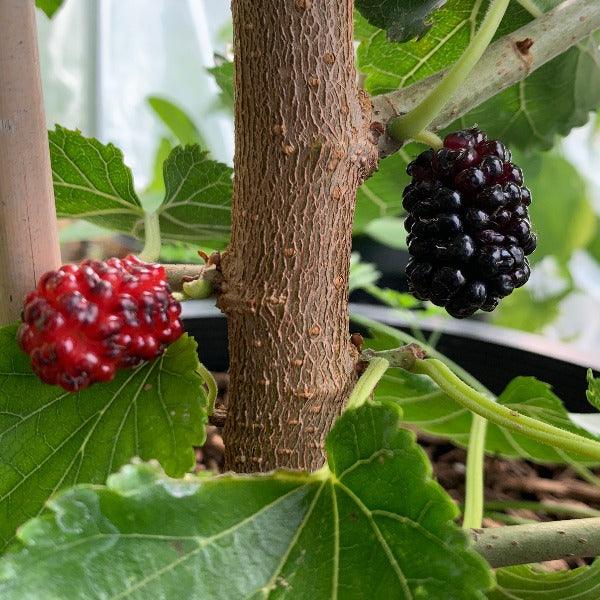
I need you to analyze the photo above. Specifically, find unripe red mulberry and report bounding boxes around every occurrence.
[18,255,183,391]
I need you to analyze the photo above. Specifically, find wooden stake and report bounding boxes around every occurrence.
[0,0,61,325]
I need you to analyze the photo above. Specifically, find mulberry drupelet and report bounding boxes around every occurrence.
[18,255,183,391]
[404,126,536,318]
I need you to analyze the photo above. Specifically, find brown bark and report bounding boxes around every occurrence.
[219,0,378,472]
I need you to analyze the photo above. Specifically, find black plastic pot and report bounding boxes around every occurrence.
[351,235,409,304]
[182,301,600,415]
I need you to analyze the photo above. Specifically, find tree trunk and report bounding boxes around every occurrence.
[219,0,378,472]
[0,0,61,326]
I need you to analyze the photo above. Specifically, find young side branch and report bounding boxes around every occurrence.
[373,0,600,156]
[472,517,600,567]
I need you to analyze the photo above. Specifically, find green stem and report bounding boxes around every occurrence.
[472,517,600,567]
[346,357,390,410]
[196,362,218,415]
[557,449,600,489]
[463,415,487,529]
[354,316,493,531]
[361,285,428,344]
[480,500,600,519]
[484,512,536,525]
[414,358,600,462]
[139,211,162,262]
[388,0,510,142]
[412,130,443,149]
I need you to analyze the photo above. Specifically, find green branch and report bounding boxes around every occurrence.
[414,358,600,462]
[472,517,600,567]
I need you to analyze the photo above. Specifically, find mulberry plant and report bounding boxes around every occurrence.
[0,0,599,598]
[404,127,536,318]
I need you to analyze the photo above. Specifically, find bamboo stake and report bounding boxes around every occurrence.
[0,0,61,325]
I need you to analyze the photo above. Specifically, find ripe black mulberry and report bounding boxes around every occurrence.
[404,127,536,318]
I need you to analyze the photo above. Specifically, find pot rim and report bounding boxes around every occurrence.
[181,299,600,372]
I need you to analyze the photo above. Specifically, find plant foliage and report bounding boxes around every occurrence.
[0,403,492,599]
[0,325,210,550]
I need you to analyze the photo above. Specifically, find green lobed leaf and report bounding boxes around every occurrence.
[50,126,145,236]
[587,369,600,411]
[363,286,446,317]
[349,253,381,292]
[520,151,597,264]
[364,286,423,309]
[355,0,447,43]
[358,1,598,149]
[36,0,65,18]
[492,287,567,334]
[356,0,536,95]
[0,403,493,599]
[50,128,233,245]
[147,97,206,147]
[156,145,232,243]
[358,317,600,465]
[58,221,113,244]
[364,217,407,249]
[207,62,235,112]
[488,559,600,599]
[589,228,600,263]
[0,325,209,550]
[354,144,416,235]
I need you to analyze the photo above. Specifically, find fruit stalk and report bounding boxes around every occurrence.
[389,0,510,143]
[375,0,600,157]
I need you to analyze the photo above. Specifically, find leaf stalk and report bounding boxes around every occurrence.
[139,211,162,263]
[413,358,600,462]
[345,357,390,411]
